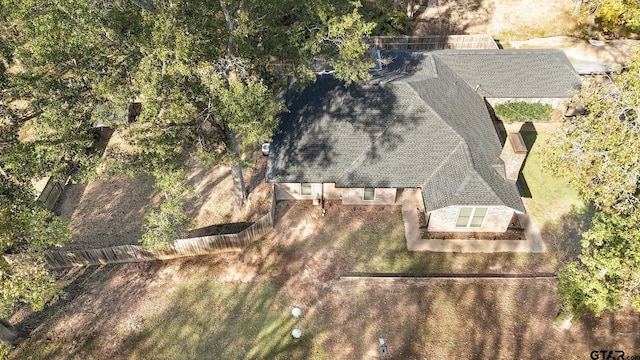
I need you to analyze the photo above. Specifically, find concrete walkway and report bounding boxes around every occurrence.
[397,190,546,253]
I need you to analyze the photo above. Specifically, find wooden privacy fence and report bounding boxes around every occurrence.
[36,212,274,269]
[7,188,279,269]
[365,34,499,50]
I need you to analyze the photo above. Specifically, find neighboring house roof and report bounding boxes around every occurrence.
[432,49,582,98]
[267,49,581,212]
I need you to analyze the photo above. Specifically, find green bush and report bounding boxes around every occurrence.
[494,101,553,124]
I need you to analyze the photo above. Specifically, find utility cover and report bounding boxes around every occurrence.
[291,307,302,317]
[380,345,388,357]
[291,328,302,338]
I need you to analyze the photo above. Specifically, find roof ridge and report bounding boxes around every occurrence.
[457,141,503,202]
[337,82,446,186]
[421,140,466,187]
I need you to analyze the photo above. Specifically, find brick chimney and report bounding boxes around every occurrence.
[499,133,528,182]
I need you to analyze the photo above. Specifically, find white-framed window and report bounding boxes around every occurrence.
[300,183,312,196]
[363,187,376,201]
[455,207,488,228]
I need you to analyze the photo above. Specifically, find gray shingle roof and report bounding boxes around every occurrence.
[433,49,582,98]
[266,49,580,212]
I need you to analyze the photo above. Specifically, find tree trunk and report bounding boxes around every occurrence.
[219,0,247,207]
[229,133,246,207]
[0,320,18,346]
[230,160,246,206]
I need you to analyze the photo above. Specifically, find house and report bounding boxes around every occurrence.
[266,49,581,233]
[430,49,581,108]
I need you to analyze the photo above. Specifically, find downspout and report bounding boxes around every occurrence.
[321,183,326,217]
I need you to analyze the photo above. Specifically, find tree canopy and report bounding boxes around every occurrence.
[558,212,640,317]
[1,0,375,249]
[547,49,640,318]
[0,178,71,345]
[584,0,640,33]
[546,52,640,215]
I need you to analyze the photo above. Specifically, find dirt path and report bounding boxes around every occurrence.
[510,36,640,64]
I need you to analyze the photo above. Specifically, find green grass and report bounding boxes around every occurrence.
[19,267,633,359]
[518,130,592,262]
[14,275,316,360]
[519,131,585,227]
[124,278,307,359]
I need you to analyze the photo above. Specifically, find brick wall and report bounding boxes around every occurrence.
[341,187,397,205]
[275,183,322,200]
[426,205,516,232]
[274,183,396,205]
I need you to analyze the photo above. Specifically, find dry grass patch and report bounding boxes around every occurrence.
[12,261,640,359]
[413,0,584,40]
[55,151,270,249]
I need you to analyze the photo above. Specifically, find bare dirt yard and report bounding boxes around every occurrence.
[413,0,582,39]
[55,151,270,250]
[9,202,640,359]
[413,0,640,64]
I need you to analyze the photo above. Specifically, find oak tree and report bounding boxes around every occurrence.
[547,49,640,318]
[583,0,640,33]
[2,0,374,250]
[558,212,640,317]
[546,51,640,216]
[0,179,71,345]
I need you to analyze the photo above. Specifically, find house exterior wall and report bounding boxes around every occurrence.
[486,97,566,110]
[321,183,343,200]
[275,183,323,200]
[341,187,397,205]
[274,183,396,205]
[426,205,517,232]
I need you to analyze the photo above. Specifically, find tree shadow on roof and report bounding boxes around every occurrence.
[270,74,421,182]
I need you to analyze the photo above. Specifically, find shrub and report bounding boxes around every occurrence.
[494,102,553,123]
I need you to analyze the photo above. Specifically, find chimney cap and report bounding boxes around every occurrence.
[507,133,527,154]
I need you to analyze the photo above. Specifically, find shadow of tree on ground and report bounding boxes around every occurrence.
[542,203,596,266]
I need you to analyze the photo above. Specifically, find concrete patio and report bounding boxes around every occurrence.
[396,189,546,253]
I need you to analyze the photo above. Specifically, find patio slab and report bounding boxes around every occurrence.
[397,190,546,253]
